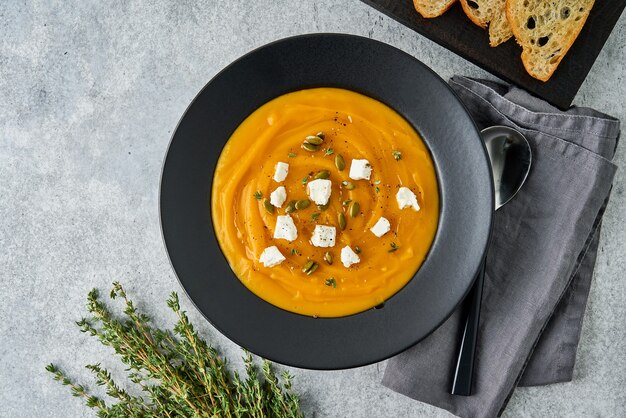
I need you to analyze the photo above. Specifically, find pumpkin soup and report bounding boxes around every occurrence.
[212,88,439,317]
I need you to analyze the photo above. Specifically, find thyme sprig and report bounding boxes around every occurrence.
[47,282,303,417]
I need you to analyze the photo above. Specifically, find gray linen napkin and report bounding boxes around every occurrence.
[382,76,620,418]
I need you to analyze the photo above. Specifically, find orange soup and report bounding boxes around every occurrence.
[212,88,439,317]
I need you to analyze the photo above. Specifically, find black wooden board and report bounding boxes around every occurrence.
[360,0,626,109]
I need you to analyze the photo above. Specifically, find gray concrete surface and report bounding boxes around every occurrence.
[1,1,625,417]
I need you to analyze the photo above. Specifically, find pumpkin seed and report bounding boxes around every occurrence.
[301,142,320,152]
[306,262,319,275]
[342,180,355,190]
[285,200,297,213]
[335,154,345,171]
[302,260,315,273]
[349,201,360,218]
[295,199,311,210]
[316,131,325,140]
[324,251,333,265]
[314,170,330,180]
[304,135,324,145]
[263,199,274,214]
[338,212,346,230]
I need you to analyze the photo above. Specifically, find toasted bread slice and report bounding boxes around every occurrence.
[506,0,595,81]
[460,0,512,46]
[459,0,490,27]
[488,4,513,46]
[413,0,457,18]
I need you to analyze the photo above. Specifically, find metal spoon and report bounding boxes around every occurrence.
[451,126,532,396]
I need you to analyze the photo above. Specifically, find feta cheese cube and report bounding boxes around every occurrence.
[370,216,391,237]
[340,246,361,268]
[273,162,289,182]
[270,186,287,208]
[396,187,420,211]
[273,215,298,241]
[310,225,336,248]
[349,159,372,181]
[259,246,286,268]
[306,179,332,205]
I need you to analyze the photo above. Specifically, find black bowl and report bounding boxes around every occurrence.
[160,34,493,370]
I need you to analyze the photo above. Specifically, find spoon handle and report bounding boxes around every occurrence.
[450,257,486,396]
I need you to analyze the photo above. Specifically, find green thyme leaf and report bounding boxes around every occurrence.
[325,278,337,288]
[311,212,320,221]
[254,191,263,200]
[392,150,402,161]
[324,148,334,156]
[388,242,399,252]
[288,152,297,157]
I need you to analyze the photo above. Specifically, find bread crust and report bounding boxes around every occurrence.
[413,0,457,18]
[506,0,595,81]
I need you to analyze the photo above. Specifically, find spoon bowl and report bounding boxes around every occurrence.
[482,126,532,210]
